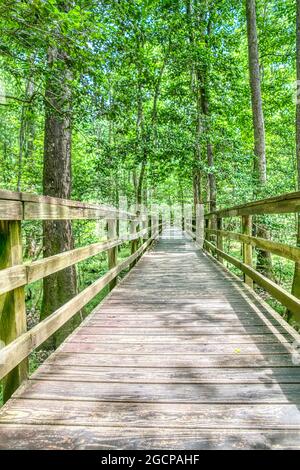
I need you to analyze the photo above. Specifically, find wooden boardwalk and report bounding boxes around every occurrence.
[1,228,300,449]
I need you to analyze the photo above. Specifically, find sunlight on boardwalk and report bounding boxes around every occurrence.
[1,229,300,449]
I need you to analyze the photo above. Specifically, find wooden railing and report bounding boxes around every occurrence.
[0,190,160,402]
[191,191,300,322]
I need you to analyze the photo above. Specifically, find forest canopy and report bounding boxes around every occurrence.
[0,0,297,208]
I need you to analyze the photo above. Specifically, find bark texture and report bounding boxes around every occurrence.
[290,0,300,320]
[41,42,79,348]
[246,0,273,279]
[246,0,266,186]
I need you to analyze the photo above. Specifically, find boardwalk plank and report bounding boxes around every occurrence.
[46,352,296,367]
[2,400,300,429]
[1,424,300,449]
[33,365,300,384]
[60,341,290,354]
[13,380,300,403]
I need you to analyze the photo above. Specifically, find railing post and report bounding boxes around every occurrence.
[107,218,117,291]
[216,217,223,263]
[196,203,204,248]
[150,214,154,238]
[159,213,163,235]
[142,214,148,243]
[204,217,208,239]
[0,220,28,403]
[206,217,212,247]
[242,215,253,288]
[130,218,139,269]
[192,215,196,237]
[148,215,151,239]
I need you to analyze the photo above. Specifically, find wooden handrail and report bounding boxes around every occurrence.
[0,189,135,220]
[0,226,150,295]
[205,228,300,263]
[204,239,300,320]
[0,231,159,382]
[0,189,160,402]
[187,190,300,323]
[205,190,300,218]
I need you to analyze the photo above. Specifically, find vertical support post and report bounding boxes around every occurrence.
[216,217,223,263]
[107,218,117,291]
[150,214,154,238]
[0,220,28,403]
[148,215,151,239]
[151,214,158,238]
[142,215,148,243]
[195,203,204,248]
[192,215,196,237]
[207,218,212,244]
[242,215,253,288]
[130,218,139,269]
[208,218,212,236]
[159,212,163,235]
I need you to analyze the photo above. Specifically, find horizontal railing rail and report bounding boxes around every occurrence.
[0,226,150,296]
[0,189,136,220]
[0,234,158,384]
[0,189,160,402]
[205,190,300,218]
[187,191,300,323]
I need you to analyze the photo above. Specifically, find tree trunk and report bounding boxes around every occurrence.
[136,160,146,206]
[246,0,273,279]
[193,67,203,208]
[246,0,266,186]
[186,0,203,210]
[201,69,216,213]
[289,0,300,321]
[41,43,79,348]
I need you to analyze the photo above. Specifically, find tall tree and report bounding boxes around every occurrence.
[290,0,300,319]
[186,0,203,210]
[246,0,273,279]
[246,0,266,186]
[199,2,216,213]
[41,1,79,348]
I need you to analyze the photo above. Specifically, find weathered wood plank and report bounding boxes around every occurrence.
[0,265,26,295]
[0,424,300,449]
[0,221,28,402]
[0,201,23,220]
[46,352,296,368]
[87,317,282,327]
[60,341,290,354]
[33,365,300,384]
[14,379,300,403]
[3,399,300,430]
[24,201,115,220]
[0,189,135,220]
[76,325,289,335]
[67,333,292,344]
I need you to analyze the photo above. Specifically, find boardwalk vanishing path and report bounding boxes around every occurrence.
[1,228,300,449]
